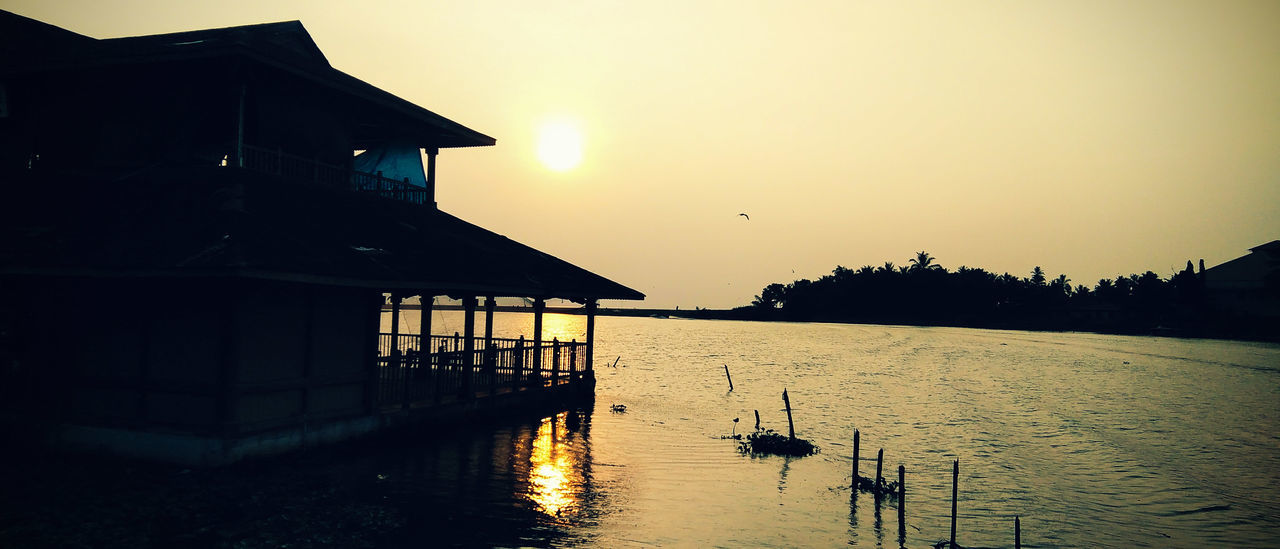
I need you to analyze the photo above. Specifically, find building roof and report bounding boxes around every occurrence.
[0,9,495,149]
[1203,240,1280,291]
[0,166,644,301]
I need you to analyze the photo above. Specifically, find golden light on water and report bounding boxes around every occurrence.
[540,313,587,343]
[527,412,579,517]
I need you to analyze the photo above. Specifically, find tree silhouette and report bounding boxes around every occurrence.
[908,251,942,273]
[735,250,1250,339]
[752,283,787,309]
[1030,266,1047,286]
[1050,274,1071,297]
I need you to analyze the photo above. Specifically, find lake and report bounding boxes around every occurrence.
[5,313,1276,548]
[376,311,1280,548]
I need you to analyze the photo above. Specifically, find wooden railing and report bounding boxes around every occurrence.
[375,333,588,409]
[236,144,431,205]
[351,170,430,205]
[240,144,348,187]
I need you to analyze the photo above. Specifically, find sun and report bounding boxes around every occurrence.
[536,120,583,172]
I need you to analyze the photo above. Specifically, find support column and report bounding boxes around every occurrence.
[426,148,438,208]
[418,294,433,352]
[514,335,525,389]
[417,294,433,406]
[389,293,403,407]
[532,298,545,387]
[484,296,496,394]
[462,296,477,398]
[585,300,597,380]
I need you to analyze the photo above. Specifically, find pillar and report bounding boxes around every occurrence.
[585,299,597,379]
[418,294,433,353]
[533,298,545,386]
[416,294,434,406]
[484,295,496,393]
[462,296,477,397]
[426,148,438,208]
[389,293,403,406]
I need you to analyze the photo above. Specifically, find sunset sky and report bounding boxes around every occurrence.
[8,1,1279,309]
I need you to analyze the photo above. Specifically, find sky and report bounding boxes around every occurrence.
[7,0,1279,309]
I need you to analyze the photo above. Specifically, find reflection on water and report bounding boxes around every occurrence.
[526,412,587,518]
[371,312,1280,547]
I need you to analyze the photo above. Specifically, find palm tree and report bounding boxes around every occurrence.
[752,283,787,309]
[1030,266,1047,286]
[908,251,942,273]
[1050,274,1072,297]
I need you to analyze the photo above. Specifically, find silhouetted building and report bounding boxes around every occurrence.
[1201,240,1280,321]
[0,10,642,465]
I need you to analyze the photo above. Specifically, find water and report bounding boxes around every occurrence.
[378,311,1280,548]
[6,314,1275,547]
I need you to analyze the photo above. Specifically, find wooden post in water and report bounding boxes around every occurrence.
[782,389,795,440]
[1015,516,1021,549]
[950,459,959,549]
[723,364,733,391]
[897,465,906,542]
[753,409,760,430]
[852,429,860,488]
[875,449,884,493]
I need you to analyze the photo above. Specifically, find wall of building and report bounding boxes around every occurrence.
[0,276,380,440]
[230,281,376,434]
[0,277,227,431]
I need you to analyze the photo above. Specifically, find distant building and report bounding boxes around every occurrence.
[0,10,642,465]
[1202,240,1280,320]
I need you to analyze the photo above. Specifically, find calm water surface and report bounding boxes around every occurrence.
[381,312,1280,547]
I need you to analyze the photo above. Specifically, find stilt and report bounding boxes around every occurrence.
[782,389,795,440]
[950,459,959,549]
[852,429,860,488]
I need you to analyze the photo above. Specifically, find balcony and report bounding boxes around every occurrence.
[237,144,431,205]
[375,333,589,410]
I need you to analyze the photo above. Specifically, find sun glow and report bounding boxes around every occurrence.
[536,120,583,172]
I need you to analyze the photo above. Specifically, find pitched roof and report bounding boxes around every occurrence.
[0,166,644,301]
[1203,240,1280,291]
[0,9,495,149]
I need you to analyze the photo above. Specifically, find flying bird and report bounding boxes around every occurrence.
[738,213,750,220]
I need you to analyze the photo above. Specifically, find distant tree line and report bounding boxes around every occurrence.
[724,251,1226,336]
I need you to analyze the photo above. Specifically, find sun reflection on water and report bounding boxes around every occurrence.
[526,412,583,518]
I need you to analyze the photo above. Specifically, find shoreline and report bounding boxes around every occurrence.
[387,304,1279,344]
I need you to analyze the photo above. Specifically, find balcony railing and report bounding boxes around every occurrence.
[375,333,588,409]
[237,144,431,205]
[351,170,430,205]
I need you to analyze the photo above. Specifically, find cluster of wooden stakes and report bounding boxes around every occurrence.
[724,365,1025,549]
